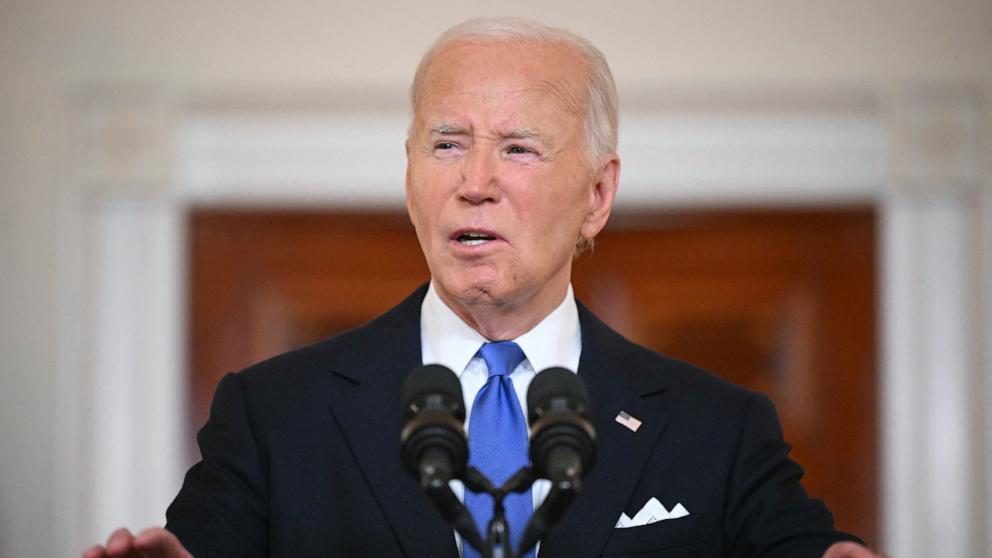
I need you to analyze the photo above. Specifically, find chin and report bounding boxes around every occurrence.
[442,273,512,307]
[454,282,504,305]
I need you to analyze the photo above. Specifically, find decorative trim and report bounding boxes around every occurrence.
[174,91,885,208]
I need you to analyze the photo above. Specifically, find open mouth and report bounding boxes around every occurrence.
[455,231,498,246]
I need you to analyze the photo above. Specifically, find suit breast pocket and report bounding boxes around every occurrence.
[599,515,711,557]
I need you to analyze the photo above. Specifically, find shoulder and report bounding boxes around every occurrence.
[225,284,426,410]
[579,301,757,398]
[636,339,765,427]
[579,304,767,416]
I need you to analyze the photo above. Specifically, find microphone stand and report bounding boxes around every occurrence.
[419,463,580,558]
[463,466,535,558]
[418,454,487,554]
[516,474,578,555]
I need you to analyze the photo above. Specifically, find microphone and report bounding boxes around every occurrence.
[400,364,468,485]
[400,365,486,553]
[518,367,597,556]
[526,367,597,486]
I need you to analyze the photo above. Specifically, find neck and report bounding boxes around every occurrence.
[434,281,570,341]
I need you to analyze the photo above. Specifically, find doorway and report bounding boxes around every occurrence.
[188,207,876,543]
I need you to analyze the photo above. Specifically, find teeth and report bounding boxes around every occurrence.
[457,232,496,245]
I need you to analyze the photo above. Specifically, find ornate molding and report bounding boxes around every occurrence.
[73,86,180,198]
[887,83,987,194]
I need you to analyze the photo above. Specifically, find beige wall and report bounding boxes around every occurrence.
[1,2,990,556]
[4,1,992,86]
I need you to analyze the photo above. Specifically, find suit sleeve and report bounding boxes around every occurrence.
[723,393,862,558]
[165,372,268,557]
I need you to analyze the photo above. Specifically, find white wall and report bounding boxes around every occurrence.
[1,2,990,557]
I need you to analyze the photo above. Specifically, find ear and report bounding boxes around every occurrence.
[404,139,417,227]
[579,155,620,242]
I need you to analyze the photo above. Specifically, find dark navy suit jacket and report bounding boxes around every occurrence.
[166,285,859,557]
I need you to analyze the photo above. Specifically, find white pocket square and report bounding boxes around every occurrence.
[615,497,690,528]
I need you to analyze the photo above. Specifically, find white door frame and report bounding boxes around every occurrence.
[53,84,991,558]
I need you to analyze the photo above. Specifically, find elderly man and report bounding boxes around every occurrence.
[85,17,883,558]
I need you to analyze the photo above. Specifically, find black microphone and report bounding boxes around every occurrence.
[527,367,597,486]
[400,364,468,484]
[518,367,597,556]
[400,365,486,553]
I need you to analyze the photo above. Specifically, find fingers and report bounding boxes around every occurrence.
[83,526,192,558]
[105,527,139,555]
[133,527,194,558]
[81,527,136,558]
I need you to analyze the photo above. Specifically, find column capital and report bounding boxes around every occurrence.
[886,82,988,196]
[73,84,180,198]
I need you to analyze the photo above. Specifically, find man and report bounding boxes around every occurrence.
[85,17,883,558]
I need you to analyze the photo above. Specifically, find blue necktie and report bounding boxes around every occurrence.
[464,341,534,558]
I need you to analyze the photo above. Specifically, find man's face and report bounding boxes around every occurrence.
[406,40,618,316]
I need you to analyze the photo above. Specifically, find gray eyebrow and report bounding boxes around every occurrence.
[429,123,465,135]
[504,128,543,140]
[427,124,552,148]
[504,128,554,151]
[503,128,551,145]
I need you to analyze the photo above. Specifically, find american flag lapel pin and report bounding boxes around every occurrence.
[615,410,642,432]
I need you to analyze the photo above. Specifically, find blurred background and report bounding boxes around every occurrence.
[1,1,989,557]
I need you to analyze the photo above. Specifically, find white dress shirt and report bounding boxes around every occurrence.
[420,281,582,555]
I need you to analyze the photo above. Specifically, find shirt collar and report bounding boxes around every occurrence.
[420,282,581,375]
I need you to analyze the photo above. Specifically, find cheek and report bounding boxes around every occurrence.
[518,194,585,255]
[407,178,440,222]
[410,164,458,206]
[535,179,591,228]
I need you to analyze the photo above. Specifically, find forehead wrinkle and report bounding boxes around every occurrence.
[535,78,583,115]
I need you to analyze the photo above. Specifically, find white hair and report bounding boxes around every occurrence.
[408,17,619,166]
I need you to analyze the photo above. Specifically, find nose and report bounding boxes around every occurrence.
[457,146,500,205]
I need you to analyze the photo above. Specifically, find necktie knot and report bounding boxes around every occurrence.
[478,341,527,378]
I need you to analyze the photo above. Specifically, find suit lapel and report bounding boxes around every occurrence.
[322,289,675,558]
[540,305,672,558]
[324,285,460,558]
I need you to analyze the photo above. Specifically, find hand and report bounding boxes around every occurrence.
[823,541,887,558]
[82,527,193,558]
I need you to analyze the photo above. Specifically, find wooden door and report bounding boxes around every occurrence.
[189,208,876,544]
